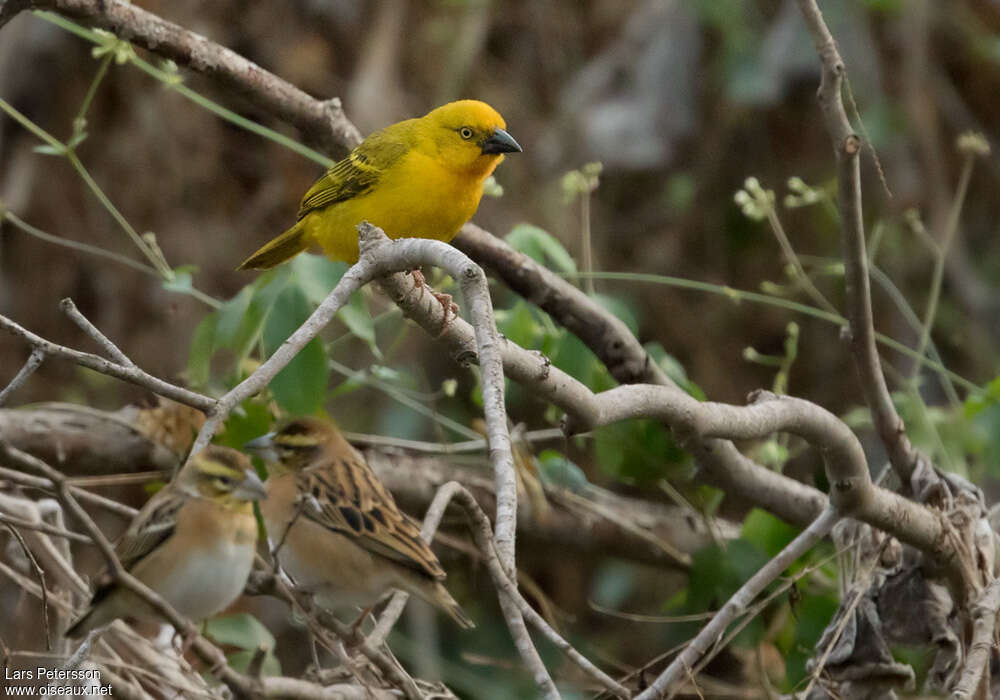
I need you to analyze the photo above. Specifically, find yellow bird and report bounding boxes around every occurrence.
[238,100,521,269]
[245,418,474,629]
[66,447,267,638]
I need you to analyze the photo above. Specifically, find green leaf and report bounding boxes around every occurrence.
[290,253,348,305]
[186,314,217,388]
[687,540,770,647]
[593,293,639,336]
[537,450,590,492]
[645,342,705,400]
[339,293,381,359]
[217,400,273,452]
[505,224,577,274]
[551,332,614,393]
[497,299,539,348]
[594,418,690,483]
[162,265,198,294]
[289,253,381,357]
[964,375,1000,419]
[784,594,839,686]
[742,508,799,558]
[262,285,330,415]
[203,613,275,651]
[226,649,281,677]
[215,286,253,348]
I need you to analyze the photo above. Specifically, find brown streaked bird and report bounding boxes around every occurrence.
[66,446,267,638]
[245,417,473,629]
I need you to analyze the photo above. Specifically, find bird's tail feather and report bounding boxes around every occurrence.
[237,219,310,270]
[65,606,103,639]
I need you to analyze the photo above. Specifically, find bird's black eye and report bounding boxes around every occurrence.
[459,127,474,140]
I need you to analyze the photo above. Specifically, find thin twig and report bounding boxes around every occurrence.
[793,0,919,484]
[0,312,216,413]
[0,512,92,544]
[0,465,139,519]
[634,507,840,700]
[2,210,159,276]
[0,348,45,407]
[2,522,52,649]
[911,152,975,378]
[60,298,134,367]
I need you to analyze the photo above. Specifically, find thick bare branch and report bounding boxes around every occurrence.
[565,384,960,582]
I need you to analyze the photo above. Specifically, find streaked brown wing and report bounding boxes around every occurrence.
[114,488,184,571]
[297,455,446,581]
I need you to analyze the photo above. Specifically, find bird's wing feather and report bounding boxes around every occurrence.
[296,456,446,580]
[297,132,409,218]
[114,489,184,571]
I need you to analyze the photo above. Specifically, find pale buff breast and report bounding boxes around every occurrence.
[129,499,257,622]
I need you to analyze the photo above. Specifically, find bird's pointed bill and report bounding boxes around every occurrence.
[243,432,278,463]
[480,128,522,154]
[233,469,268,501]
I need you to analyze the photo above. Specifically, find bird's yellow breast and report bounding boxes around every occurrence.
[304,149,494,263]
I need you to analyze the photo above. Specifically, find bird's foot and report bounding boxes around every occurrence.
[408,268,427,300]
[432,292,460,335]
[348,605,374,639]
[407,268,459,333]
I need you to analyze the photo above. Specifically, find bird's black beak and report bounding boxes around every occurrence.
[480,128,522,155]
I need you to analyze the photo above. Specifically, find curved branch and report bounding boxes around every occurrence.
[565,384,957,580]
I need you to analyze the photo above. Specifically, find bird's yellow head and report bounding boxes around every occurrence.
[178,446,267,509]
[417,100,522,177]
[244,417,351,475]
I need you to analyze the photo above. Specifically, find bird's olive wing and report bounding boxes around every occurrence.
[296,135,408,218]
[297,461,446,580]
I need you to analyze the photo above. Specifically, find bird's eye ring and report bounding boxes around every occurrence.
[459,127,474,140]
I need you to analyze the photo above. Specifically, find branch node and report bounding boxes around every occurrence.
[844,134,861,155]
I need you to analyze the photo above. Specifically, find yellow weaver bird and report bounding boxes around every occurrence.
[238,100,521,269]
[245,418,474,629]
[66,447,267,638]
